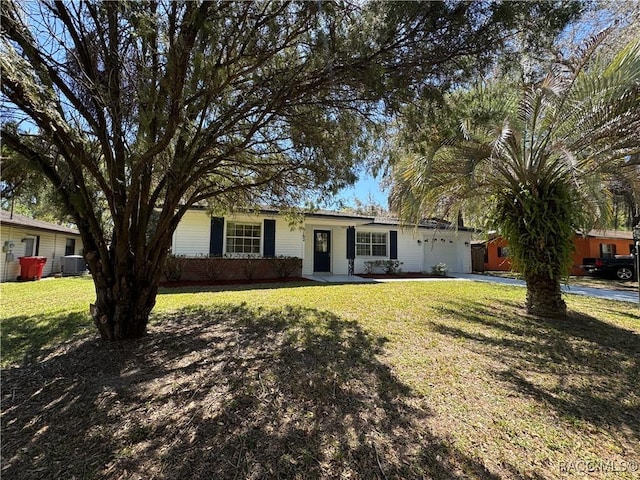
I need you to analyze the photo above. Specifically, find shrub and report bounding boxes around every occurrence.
[363,259,403,275]
[240,255,260,281]
[268,256,301,278]
[164,255,186,281]
[203,256,225,280]
[363,260,380,274]
[431,263,447,276]
[384,260,402,274]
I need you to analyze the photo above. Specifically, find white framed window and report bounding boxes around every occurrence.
[356,232,387,257]
[226,222,261,254]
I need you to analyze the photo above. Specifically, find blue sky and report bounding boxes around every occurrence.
[335,171,390,209]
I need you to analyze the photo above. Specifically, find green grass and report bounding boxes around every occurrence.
[1,278,639,479]
[0,277,96,366]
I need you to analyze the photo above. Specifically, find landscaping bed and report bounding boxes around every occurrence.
[160,276,309,288]
[358,272,448,279]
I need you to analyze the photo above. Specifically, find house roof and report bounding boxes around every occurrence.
[304,209,376,221]
[0,210,80,235]
[578,229,634,240]
[363,216,476,231]
[478,229,634,243]
[189,204,475,230]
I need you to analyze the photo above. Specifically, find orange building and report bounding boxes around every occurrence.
[477,230,635,275]
[483,236,513,272]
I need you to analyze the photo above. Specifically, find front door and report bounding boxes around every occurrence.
[313,230,331,273]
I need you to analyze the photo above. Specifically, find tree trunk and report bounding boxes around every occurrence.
[524,272,566,318]
[90,281,158,340]
[86,248,166,340]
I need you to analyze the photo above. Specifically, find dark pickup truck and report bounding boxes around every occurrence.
[582,256,637,280]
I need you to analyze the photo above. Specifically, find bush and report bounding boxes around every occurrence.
[202,256,225,280]
[431,263,448,276]
[363,260,403,275]
[239,255,260,281]
[268,256,301,278]
[164,255,186,281]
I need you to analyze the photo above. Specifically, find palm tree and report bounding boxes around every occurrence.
[390,36,640,318]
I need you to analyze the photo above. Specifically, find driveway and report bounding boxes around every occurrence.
[448,273,638,304]
[303,272,638,304]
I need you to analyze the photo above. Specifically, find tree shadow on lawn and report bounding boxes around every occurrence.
[431,300,640,443]
[1,311,94,367]
[2,303,501,480]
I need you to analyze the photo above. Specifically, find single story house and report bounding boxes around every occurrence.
[171,208,473,276]
[0,210,84,282]
[476,229,635,275]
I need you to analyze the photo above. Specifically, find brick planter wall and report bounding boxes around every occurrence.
[163,257,302,282]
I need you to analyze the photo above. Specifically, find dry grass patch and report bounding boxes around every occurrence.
[1,280,638,479]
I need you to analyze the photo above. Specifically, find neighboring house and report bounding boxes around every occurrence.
[0,210,84,282]
[172,208,473,276]
[477,230,635,275]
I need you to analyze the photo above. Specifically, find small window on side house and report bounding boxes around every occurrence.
[65,238,76,256]
[24,237,35,256]
[497,246,509,258]
[600,243,616,259]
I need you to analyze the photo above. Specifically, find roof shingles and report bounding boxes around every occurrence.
[0,210,80,235]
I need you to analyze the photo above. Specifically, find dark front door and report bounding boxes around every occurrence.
[313,230,331,272]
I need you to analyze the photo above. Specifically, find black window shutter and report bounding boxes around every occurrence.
[390,230,398,259]
[210,217,224,256]
[264,219,276,257]
[346,226,355,259]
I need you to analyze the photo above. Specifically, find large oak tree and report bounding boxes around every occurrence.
[1,0,582,339]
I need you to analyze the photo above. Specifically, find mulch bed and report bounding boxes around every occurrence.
[358,273,448,279]
[160,276,310,288]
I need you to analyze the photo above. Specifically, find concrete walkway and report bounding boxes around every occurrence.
[303,273,639,304]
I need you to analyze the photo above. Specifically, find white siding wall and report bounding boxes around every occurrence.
[1,226,23,282]
[422,230,472,273]
[172,210,305,258]
[1,226,83,282]
[273,217,304,258]
[303,226,314,274]
[172,210,211,256]
[394,229,425,272]
[332,227,348,274]
[457,233,472,273]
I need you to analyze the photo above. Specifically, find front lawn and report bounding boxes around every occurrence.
[1,278,638,479]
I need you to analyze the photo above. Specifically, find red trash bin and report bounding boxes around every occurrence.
[18,256,47,281]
